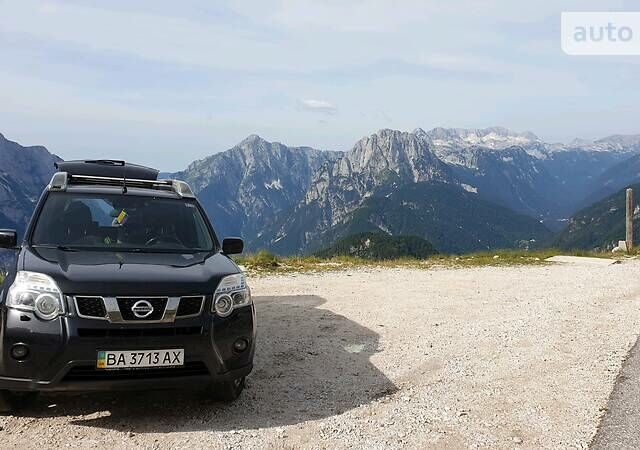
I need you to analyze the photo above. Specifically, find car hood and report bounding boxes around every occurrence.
[19,247,240,296]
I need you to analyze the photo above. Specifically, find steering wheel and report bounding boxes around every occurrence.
[144,234,184,247]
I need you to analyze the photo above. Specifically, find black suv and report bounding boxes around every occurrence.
[0,160,255,412]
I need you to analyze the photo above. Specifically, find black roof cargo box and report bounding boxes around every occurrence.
[55,160,159,180]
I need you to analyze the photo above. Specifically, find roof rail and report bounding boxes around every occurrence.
[47,172,195,198]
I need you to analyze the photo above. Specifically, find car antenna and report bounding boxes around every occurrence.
[122,164,128,194]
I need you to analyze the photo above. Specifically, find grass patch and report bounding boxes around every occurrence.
[234,248,624,276]
[236,249,281,269]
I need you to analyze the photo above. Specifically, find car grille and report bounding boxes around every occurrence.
[63,362,210,382]
[77,326,203,338]
[76,297,107,319]
[73,295,206,322]
[117,297,168,321]
[176,296,204,317]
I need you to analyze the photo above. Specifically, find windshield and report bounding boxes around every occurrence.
[31,192,215,253]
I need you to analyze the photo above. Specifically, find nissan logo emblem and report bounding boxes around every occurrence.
[131,300,154,319]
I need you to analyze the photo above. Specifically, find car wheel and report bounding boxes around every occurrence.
[207,376,245,402]
[0,390,38,414]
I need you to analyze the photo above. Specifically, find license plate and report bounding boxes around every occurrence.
[97,349,184,369]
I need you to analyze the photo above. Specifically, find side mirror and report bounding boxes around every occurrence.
[222,237,244,255]
[0,230,17,249]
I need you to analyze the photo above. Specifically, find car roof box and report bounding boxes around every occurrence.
[55,160,159,180]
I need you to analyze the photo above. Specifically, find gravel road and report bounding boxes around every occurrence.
[2,261,640,449]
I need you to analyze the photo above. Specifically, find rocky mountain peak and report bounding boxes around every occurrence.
[239,134,265,145]
[482,126,539,141]
[596,134,640,148]
[172,135,339,240]
[346,128,449,184]
[232,134,331,162]
[567,138,594,147]
[235,134,282,156]
[553,134,640,153]
[424,126,539,150]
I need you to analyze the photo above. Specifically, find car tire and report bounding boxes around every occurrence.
[207,377,245,402]
[0,390,38,414]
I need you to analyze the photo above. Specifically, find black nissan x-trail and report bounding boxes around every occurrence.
[0,160,255,412]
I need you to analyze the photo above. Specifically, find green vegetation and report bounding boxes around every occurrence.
[243,249,280,268]
[261,181,552,255]
[553,183,640,251]
[234,247,616,275]
[315,232,438,260]
[320,182,552,254]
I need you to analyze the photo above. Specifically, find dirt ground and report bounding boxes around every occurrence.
[2,261,640,449]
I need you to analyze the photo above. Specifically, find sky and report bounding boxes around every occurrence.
[1,0,639,171]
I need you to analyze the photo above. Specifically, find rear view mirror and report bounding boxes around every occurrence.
[222,237,244,255]
[0,230,17,249]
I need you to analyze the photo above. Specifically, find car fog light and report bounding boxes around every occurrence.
[11,344,29,360]
[233,338,249,352]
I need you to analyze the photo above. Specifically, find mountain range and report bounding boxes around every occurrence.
[0,133,60,235]
[2,127,640,255]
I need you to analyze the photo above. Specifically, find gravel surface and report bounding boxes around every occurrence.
[2,261,640,449]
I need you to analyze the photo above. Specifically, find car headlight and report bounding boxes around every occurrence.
[6,271,65,320]
[213,273,251,317]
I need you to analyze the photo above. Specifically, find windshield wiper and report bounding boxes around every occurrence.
[115,248,210,254]
[31,244,79,252]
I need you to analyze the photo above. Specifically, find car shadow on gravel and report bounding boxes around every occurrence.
[17,295,397,433]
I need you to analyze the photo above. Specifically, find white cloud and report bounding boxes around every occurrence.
[0,0,638,170]
[298,99,338,115]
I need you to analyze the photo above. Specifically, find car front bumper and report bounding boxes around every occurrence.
[0,304,256,393]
